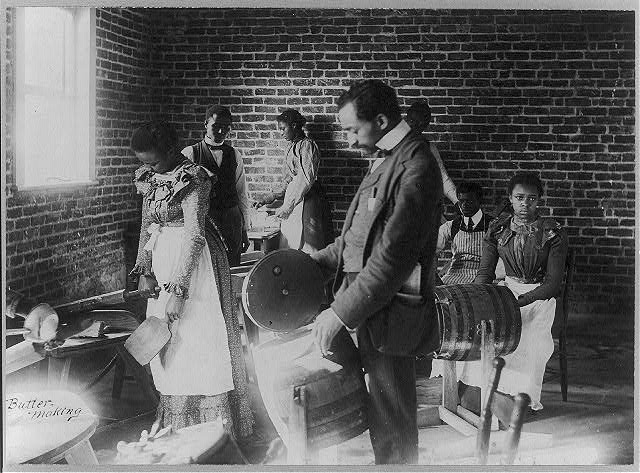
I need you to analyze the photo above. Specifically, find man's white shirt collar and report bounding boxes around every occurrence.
[370,120,411,173]
[467,209,484,227]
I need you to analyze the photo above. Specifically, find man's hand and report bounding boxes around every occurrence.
[312,308,344,356]
[241,229,250,252]
[165,294,186,323]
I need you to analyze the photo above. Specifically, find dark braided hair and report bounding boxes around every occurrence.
[130,121,180,156]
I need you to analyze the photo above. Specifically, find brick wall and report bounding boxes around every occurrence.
[4,8,635,315]
[4,8,158,305]
[146,8,635,315]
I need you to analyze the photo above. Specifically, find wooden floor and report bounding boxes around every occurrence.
[5,310,636,467]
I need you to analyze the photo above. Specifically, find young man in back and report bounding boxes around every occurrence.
[182,106,250,266]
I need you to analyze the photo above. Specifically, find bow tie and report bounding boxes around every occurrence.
[511,220,537,235]
[466,219,474,231]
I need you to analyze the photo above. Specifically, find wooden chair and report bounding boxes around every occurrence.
[546,247,574,401]
[476,357,531,465]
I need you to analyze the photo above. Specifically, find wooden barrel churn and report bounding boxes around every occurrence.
[242,249,368,451]
[431,283,522,361]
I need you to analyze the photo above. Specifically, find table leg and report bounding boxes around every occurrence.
[47,357,71,388]
[63,439,98,465]
[287,385,308,464]
[442,360,459,412]
[112,355,126,399]
[115,346,159,405]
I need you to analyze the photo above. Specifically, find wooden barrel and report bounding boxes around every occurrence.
[432,284,521,361]
[252,329,368,451]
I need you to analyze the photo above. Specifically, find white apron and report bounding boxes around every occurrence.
[279,199,304,250]
[431,277,555,410]
[146,226,234,396]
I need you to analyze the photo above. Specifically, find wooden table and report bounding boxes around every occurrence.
[246,228,280,253]
[35,332,159,404]
[6,390,99,465]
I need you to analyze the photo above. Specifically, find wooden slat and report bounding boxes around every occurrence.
[6,341,45,374]
[438,406,477,437]
[417,404,441,428]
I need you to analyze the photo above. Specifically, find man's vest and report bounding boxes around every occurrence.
[191,141,239,212]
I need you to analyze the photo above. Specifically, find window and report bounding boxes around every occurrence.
[14,7,95,188]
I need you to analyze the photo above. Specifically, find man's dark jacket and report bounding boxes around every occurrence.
[313,131,443,356]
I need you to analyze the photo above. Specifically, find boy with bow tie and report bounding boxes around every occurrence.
[182,105,250,266]
[437,181,494,285]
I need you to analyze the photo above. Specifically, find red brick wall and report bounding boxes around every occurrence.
[147,8,635,315]
[4,8,159,304]
[4,8,635,316]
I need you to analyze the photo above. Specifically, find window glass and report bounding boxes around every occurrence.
[16,7,95,188]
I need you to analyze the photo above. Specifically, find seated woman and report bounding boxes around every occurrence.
[457,172,568,410]
[253,109,332,253]
[130,122,253,438]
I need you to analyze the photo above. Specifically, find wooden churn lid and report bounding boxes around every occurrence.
[241,249,325,332]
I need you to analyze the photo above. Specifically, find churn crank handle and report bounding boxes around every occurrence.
[503,392,531,465]
[476,356,505,465]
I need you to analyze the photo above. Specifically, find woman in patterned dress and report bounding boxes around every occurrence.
[130,121,253,439]
[253,109,332,253]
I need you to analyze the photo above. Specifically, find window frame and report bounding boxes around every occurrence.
[13,7,97,191]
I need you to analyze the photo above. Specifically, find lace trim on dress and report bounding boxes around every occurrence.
[163,282,189,299]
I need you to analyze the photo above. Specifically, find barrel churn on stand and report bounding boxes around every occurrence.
[241,249,368,464]
[428,283,522,435]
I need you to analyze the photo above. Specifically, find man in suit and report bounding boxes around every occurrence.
[311,80,443,464]
[182,105,250,266]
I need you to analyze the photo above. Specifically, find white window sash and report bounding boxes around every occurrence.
[14,7,96,189]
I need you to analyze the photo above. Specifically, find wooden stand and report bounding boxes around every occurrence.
[422,320,554,464]
[437,320,498,436]
[246,228,281,253]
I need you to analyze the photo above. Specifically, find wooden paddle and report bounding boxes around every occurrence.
[123,317,172,366]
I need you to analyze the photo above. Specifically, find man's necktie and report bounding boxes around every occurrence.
[467,218,474,231]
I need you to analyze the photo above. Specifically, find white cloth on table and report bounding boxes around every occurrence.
[146,226,234,396]
[431,277,555,410]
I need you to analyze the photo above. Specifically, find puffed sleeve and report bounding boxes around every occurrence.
[279,139,320,214]
[473,222,501,284]
[164,168,212,299]
[130,166,155,278]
